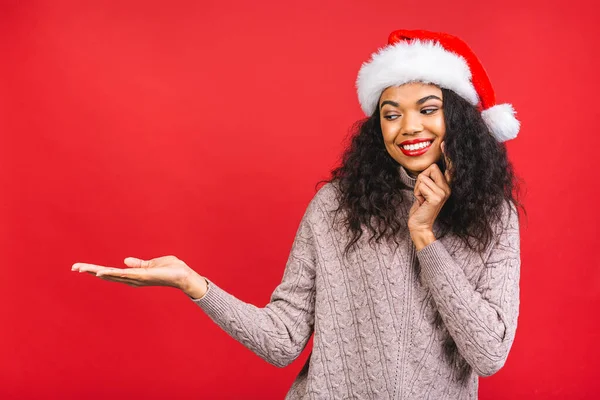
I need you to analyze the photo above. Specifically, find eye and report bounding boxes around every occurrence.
[383,115,400,121]
[421,108,438,115]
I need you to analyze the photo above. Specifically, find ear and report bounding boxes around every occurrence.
[441,141,453,184]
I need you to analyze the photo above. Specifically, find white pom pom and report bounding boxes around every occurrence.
[481,104,520,142]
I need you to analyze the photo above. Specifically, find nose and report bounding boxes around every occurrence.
[401,111,424,135]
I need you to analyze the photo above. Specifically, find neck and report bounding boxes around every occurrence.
[399,165,417,188]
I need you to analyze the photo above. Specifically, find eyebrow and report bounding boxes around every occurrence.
[380,95,442,109]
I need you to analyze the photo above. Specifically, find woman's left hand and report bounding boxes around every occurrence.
[408,143,452,248]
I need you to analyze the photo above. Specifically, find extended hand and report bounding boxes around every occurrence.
[71,255,207,298]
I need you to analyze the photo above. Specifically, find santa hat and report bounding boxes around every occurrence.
[356,29,520,142]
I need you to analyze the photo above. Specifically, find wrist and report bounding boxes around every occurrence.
[410,229,436,251]
[182,269,209,299]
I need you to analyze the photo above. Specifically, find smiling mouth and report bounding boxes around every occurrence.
[400,140,433,151]
[398,140,434,156]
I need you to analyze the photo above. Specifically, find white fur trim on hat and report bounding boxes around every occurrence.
[356,39,479,116]
[481,103,520,142]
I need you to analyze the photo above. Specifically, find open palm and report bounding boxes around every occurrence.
[72,255,192,290]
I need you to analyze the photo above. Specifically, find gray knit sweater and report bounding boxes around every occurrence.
[191,166,521,399]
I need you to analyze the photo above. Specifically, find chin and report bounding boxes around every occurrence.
[400,157,439,174]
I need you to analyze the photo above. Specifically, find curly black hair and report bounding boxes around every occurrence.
[319,87,524,256]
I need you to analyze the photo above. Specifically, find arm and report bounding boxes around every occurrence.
[417,202,521,377]
[188,202,318,368]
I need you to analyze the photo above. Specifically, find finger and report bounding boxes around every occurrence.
[413,181,424,204]
[72,262,92,272]
[414,181,425,205]
[125,255,179,269]
[419,174,447,198]
[150,255,179,266]
[124,257,151,268]
[73,263,114,274]
[97,275,141,287]
[97,268,147,280]
[441,141,453,184]
[444,164,452,187]
[422,164,450,194]
[416,177,443,204]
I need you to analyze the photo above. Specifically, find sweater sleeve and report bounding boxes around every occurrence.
[188,200,318,368]
[416,202,521,377]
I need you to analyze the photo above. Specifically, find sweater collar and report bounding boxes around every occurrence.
[399,165,417,189]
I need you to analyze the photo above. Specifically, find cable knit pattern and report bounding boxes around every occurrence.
[191,166,521,399]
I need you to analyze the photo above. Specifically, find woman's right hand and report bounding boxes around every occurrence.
[71,255,208,299]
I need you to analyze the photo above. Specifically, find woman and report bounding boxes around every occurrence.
[72,29,523,399]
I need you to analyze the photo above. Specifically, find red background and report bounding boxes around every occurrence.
[1,0,599,398]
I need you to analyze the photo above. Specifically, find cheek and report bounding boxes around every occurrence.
[380,123,398,143]
[433,115,446,137]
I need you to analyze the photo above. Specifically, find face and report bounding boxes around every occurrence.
[379,82,446,177]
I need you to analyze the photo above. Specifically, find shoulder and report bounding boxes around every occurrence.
[315,181,341,204]
[496,200,520,234]
[485,200,521,257]
[300,181,342,224]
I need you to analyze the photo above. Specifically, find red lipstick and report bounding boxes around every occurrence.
[398,138,434,157]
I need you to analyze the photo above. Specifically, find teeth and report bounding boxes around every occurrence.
[402,141,432,151]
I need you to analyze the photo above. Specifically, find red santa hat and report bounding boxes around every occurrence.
[356,29,520,142]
